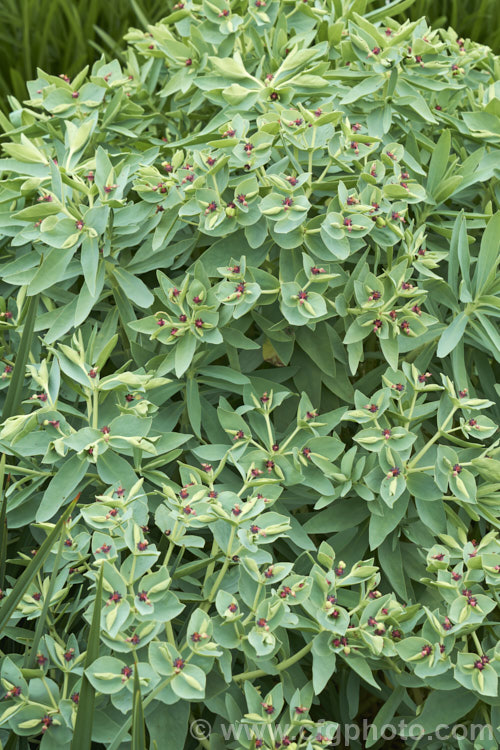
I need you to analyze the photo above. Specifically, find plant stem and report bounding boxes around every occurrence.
[233,640,313,682]
[407,408,456,469]
[201,526,236,610]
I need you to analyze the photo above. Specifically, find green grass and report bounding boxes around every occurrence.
[379,0,500,52]
[0,0,166,109]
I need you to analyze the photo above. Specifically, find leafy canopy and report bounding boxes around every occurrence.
[0,0,499,748]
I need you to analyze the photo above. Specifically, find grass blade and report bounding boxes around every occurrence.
[132,658,147,750]
[70,565,103,750]
[1,294,39,421]
[0,493,78,632]
[0,454,7,588]
[24,531,66,667]
[366,0,418,20]
[3,730,18,750]
[129,0,150,30]
[71,567,103,750]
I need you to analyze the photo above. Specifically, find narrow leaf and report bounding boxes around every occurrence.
[71,565,103,750]
[132,659,147,750]
[1,294,39,421]
[0,495,79,632]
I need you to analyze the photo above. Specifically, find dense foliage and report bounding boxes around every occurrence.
[0,0,498,113]
[0,0,499,748]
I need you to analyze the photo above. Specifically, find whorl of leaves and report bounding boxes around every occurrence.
[0,1,499,748]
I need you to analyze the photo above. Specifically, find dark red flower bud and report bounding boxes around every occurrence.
[41,715,53,732]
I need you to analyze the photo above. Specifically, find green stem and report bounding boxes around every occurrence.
[202,540,220,588]
[166,621,176,646]
[43,676,60,709]
[471,630,483,656]
[233,640,313,682]
[92,386,99,429]
[242,582,263,625]
[280,425,300,452]
[407,408,456,470]
[201,526,236,610]
[404,391,418,429]
[264,413,274,451]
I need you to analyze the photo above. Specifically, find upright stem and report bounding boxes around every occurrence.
[264,412,274,451]
[233,640,313,682]
[408,408,456,470]
[201,526,236,610]
[280,425,300,452]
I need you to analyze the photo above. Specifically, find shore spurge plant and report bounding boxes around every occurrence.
[0,0,499,748]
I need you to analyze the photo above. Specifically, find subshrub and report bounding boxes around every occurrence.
[0,1,499,748]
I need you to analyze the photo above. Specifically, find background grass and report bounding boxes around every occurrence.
[394,0,500,51]
[0,0,166,108]
[0,0,498,109]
